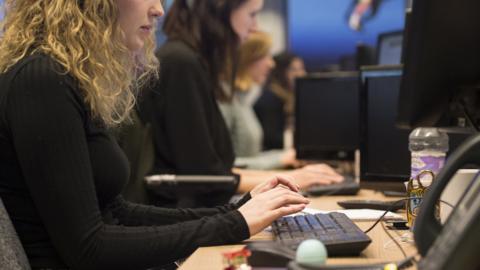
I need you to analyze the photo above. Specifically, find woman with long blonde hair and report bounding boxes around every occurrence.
[0,1,309,269]
[219,31,289,169]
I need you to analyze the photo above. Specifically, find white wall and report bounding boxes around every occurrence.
[258,0,288,54]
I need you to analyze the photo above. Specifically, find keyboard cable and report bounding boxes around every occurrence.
[363,197,454,234]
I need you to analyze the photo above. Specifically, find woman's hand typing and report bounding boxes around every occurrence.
[239,186,309,236]
[287,163,344,189]
[249,175,299,197]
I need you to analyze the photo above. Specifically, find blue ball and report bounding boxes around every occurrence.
[295,239,328,267]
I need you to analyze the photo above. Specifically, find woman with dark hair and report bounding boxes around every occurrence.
[139,0,263,208]
[0,0,309,269]
[254,52,307,150]
[141,0,342,208]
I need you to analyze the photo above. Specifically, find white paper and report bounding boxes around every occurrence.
[295,207,404,221]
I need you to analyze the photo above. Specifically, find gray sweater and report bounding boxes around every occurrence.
[218,85,284,170]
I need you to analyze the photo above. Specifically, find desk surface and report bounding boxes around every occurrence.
[179,189,417,270]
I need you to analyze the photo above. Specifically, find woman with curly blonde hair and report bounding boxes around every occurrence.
[0,0,309,269]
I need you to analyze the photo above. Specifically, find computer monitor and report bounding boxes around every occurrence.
[360,66,410,182]
[397,0,480,129]
[394,0,480,256]
[361,66,474,185]
[376,30,403,65]
[295,72,359,161]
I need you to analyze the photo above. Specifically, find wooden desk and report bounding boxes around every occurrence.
[179,190,417,270]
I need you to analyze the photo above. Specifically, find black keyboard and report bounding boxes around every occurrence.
[272,212,371,256]
[306,175,360,196]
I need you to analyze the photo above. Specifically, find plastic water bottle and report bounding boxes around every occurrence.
[409,127,449,179]
[407,128,448,227]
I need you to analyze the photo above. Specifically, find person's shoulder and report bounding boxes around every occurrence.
[10,54,72,86]
[157,39,196,57]
[0,54,87,126]
[157,39,202,68]
[6,54,81,105]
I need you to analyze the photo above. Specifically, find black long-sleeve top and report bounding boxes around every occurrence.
[0,54,250,270]
[138,40,237,207]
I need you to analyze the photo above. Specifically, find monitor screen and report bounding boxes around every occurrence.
[377,31,403,65]
[361,66,474,182]
[360,67,410,181]
[295,72,359,160]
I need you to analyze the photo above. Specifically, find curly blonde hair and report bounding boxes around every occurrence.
[0,0,159,127]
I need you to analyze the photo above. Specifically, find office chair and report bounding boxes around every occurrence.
[0,196,31,270]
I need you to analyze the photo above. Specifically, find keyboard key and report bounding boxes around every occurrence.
[294,216,311,231]
[315,214,336,229]
[285,217,299,231]
[305,214,323,230]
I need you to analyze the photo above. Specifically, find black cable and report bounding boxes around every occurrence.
[363,197,455,234]
[363,198,409,233]
[439,199,455,209]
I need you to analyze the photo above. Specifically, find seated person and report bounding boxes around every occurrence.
[254,52,307,150]
[219,32,337,179]
[0,0,309,269]
[140,0,343,208]
[218,31,298,170]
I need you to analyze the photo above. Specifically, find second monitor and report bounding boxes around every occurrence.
[360,65,474,185]
[295,72,359,161]
[360,66,410,183]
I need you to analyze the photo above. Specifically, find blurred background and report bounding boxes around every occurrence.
[156,0,406,72]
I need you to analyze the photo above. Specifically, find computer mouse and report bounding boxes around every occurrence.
[246,241,296,267]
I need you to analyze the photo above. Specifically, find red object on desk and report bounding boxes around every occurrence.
[223,247,252,270]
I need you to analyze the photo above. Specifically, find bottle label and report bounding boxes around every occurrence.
[408,151,445,228]
[411,151,446,179]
